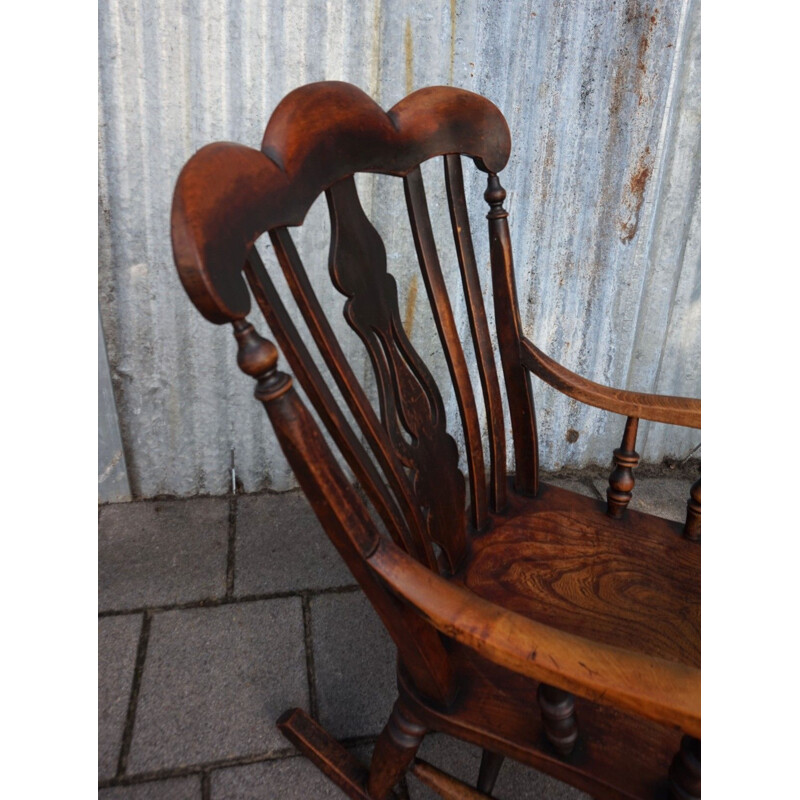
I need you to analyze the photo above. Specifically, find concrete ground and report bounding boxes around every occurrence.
[99,466,697,799]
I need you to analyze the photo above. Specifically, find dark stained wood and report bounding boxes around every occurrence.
[444,155,507,514]
[269,223,437,571]
[684,479,700,541]
[411,759,494,799]
[668,736,700,800]
[607,416,640,518]
[484,174,539,496]
[521,337,701,429]
[244,249,412,555]
[371,531,700,737]
[399,650,683,800]
[368,700,426,800]
[537,683,578,756]
[462,483,700,668]
[327,177,467,572]
[232,318,455,706]
[277,708,375,800]
[170,81,701,800]
[476,750,504,794]
[404,166,487,533]
[171,82,510,324]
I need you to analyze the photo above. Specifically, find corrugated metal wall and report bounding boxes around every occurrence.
[99,0,700,499]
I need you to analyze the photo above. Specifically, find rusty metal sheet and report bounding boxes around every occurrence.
[99,0,700,497]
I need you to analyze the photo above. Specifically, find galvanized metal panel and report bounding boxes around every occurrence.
[99,0,700,498]
[99,311,132,502]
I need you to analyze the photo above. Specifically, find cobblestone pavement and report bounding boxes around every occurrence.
[99,467,697,799]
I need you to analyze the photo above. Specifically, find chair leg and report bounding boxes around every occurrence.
[669,735,700,800]
[537,683,578,756]
[368,698,426,800]
[477,749,505,793]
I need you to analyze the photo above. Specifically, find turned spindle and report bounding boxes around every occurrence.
[683,478,700,541]
[668,735,700,800]
[369,700,427,800]
[607,416,640,518]
[537,683,578,756]
[232,319,292,402]
[484,173,508,220]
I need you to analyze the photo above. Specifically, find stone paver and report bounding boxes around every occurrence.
[99,614,143,780]
[211,756,348,799]
[128,599,308,774]
[408,734,588,800]
[235,492,354,595]
[99,498,229,611]
[210,744,374,799]
[99,776,201,800]
[311,591,396,740]
[591,476,693,522]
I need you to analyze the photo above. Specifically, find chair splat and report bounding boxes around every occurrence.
[327,175,468,573]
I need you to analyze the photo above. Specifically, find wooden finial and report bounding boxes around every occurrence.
[484,174,508,219]
[232,319,291,402]
[607,416,640,518]
[683,478,700,541]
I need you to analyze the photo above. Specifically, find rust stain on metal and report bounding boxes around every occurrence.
[619,147,653,244]
[403,273,419,334]
[566,429,580,444]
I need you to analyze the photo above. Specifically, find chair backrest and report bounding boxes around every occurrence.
[172,81,537,575]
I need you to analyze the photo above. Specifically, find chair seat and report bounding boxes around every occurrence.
[461,482,700,668]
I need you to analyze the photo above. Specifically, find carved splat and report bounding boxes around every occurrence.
[326,176,467,572]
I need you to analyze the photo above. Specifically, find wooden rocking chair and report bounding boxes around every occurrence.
[171,82,700,800]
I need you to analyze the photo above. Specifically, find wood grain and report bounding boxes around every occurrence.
[521,337,701,428]
[171,81,701,800]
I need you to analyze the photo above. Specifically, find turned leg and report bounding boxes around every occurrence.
[669,735,700,799]
[537,683,578,756]
[477,749,505,793]
[607,416,640,518]
[683,479,700,541]
[368,699,426,799]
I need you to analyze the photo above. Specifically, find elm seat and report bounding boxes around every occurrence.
[170,81,701,800]
[461,482,700,669]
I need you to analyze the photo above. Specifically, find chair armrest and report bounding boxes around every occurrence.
[368,538,700,738]
[520,338,700,429]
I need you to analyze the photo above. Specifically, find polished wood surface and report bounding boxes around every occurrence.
[171,81,701,799]
[520,337,701,429]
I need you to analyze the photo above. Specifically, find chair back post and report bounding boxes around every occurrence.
[233,317,455,706]
[484,173,539,496]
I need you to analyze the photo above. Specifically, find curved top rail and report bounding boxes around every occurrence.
[171,81,511,323]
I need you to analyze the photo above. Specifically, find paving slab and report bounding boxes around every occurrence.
[311,591,397,740]
[99,614,143,780]
[211,755,349,799]
[591,476,693,522]
[99,776,201,800]
[99,498,229,611]
[235,491,354,596]
[128,599,308,774]
[407,734,589,800]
